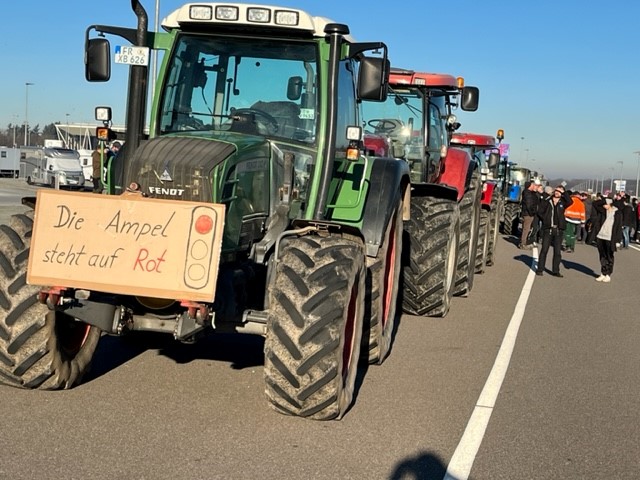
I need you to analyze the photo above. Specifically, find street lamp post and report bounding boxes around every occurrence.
[65,113,70,147]
[609,167,614,192]
[12,114,18,147]
[616,161,623,192]
[24,82,34,146]
[519,136,525,162]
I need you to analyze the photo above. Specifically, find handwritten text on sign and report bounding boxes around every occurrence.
[27,190,225,302]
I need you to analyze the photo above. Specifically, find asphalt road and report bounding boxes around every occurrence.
[0,177,39,224]
[0,182,638,479]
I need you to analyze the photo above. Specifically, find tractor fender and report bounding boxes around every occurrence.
[438,147,476,202]
[360,157,410,257]
[481,182,497,209]
[410,182,458,202]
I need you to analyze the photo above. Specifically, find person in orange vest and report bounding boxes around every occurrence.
[563,190,586,253]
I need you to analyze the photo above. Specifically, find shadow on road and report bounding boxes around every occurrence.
[84,331,266,384]
[389,450,468,480]
[84,283,406,415]
[157,332,265,369]
[561,258,598,277]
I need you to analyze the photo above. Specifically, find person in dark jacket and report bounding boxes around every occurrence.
[586,192,602,245]
[621,194,634,248]
[535,185,573,277]
[519,180,541,249]
[593,194,624,282]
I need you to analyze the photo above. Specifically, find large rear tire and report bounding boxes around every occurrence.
[475,208,490,274]
[454,174,481,296]
[363,196,403,364]
[402,197,460,317]
[486,193,504,266]
[264,234,365,420]
[0,214,101,389]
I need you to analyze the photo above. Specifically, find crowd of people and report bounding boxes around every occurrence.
[516,180,640,282]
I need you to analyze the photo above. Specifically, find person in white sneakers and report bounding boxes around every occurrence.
[593,193,623,282]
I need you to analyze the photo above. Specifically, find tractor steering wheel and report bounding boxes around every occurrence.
[233,108,279,135]
[367,119,402,133]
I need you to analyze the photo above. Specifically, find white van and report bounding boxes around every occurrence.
[21,147,85,189]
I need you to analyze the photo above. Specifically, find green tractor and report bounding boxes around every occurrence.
[0,2,410,420]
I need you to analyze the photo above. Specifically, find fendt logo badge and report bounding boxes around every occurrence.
[160,168,173,181]
[149,186,185,196]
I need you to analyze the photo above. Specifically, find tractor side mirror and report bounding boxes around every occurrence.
[287,76,303,101]
[86,38,111,82]
[358,56,390,102]
[461,86,479,112]
[488,152,500,169]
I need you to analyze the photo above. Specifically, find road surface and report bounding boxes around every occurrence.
[0,181,638,479]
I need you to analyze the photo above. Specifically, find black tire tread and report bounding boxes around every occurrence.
[475,209,490,274]
[402,197,460,317]
[453,174,481,296]
[0,213,101,390]
[502,202,520,236]
[265,235,365,420]
[486,193,504,266]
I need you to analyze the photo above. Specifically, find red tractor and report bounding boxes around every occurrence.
[450,130,504,271]
[363,69,479,316]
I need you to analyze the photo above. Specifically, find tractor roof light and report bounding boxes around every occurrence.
[164,4,314,32]
[247,8,270,23]
[215,6,238,21]
[275,10,299,26]
[190,5,213,20]
[457,77,465,88]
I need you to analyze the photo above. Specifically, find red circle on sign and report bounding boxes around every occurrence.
[195,215,213,234]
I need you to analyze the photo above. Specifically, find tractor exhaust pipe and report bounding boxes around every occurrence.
[124,0,149,158]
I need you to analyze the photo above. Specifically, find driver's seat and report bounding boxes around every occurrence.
[251,101,301,139]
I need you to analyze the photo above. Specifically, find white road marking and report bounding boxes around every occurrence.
[629,243,640,252]
[443,247,538,480]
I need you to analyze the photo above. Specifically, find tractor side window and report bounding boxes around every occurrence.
[427,96,446,152]
[335,59,358,158]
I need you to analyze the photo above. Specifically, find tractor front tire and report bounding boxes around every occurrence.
[264,234,365,420]
[0,213,101,389]
[454,174,481,296]
[402,197,460,317]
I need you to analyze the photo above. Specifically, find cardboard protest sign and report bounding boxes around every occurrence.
[27,190,225,302]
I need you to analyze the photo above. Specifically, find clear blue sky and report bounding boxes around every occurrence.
[2,0,639,181]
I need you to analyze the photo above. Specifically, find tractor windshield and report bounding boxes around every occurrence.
[360,88,424,160]
[158,35,318,144]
